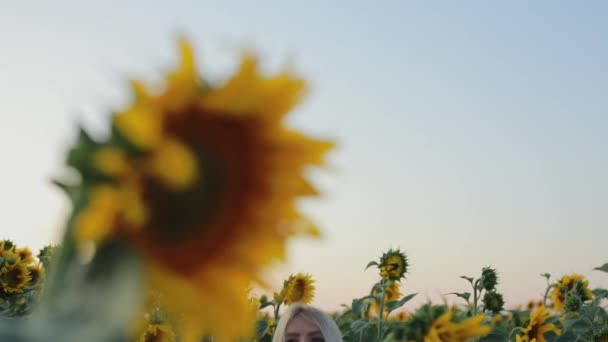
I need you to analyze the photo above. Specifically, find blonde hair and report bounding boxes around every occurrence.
[272,304,343,342]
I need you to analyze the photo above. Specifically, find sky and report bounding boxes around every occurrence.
[0,1,607,311]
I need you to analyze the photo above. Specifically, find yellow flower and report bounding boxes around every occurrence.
[0,240,16,256]
[138,323,176,342]
[70,38,332,341]
[379,249,408,281]
[369,281,401,319]
[27,263,45,284]
[93,147,130,177]
[391,311,410,322]
[424,310,491,342]
[16,247,33,264]
[284,273,315,305]
[491,313,502,325]
[0,259,32,294]
[550,274,593,312]
[517,306,561,342]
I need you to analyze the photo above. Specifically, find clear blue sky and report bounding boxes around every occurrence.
[1,2,607,310]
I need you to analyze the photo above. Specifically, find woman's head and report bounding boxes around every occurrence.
[272,304,343,342]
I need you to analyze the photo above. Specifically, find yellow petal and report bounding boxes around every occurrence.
[93,148,130,177]
[114,106,163,150]
[147,138,198,191]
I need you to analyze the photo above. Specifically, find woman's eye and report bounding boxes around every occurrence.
[311,338,325,342]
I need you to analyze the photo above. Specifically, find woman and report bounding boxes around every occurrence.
[272,304,343,342]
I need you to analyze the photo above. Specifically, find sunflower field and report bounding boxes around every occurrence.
[0,38,606,342]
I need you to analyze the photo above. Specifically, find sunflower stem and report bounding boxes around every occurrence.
[274,301,282,322]
[473,279,481,316]
[543,284,555,307]
[41,214,80,311]
[376,280,387,342]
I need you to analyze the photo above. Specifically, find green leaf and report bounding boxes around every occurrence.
[52,179,82,204]
[460,276,474,285]
[479,326,509,342]
[66,127,99,171]
[563,316,592,334]
[365,261,379,270]
[449,292,471,302]
[540,273,551,280]
[256,319,269,339]
[385,293,418,312]
[352,297,373,318]
[593,263,608,273]
[258,300,274,310]
[592,288,608,305]
[350,320,371,333]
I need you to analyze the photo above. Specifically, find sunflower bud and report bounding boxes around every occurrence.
[564,292,583,313]
[259,295,268,304]
[483,291,505,313]
[480,267,498,291]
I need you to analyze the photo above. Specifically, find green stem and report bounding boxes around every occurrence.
[376,280,387,342]
[543,284,554,307]
[473,279,481,316]
[274,301,282,322]
[41,217,79,311]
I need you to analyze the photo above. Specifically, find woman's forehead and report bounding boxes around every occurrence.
[285,314,320,332]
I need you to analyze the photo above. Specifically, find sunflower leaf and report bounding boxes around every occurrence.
[386,293,418,312]
[350,319,370,333]
[460,276,474,285]
[593,263,608,273]
[449,292,471,302]
[255,319,269,339]
[365,261,379,270]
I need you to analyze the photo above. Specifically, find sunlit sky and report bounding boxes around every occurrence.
[1,2,607,311]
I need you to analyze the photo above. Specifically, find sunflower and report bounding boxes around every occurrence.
[491,313,502,326]
[516,306,561,342]
[379,249,408,281]
[0,260,32,294]
[392,311,410,322]
[369,280,401,319]
[66,37,332,341]
[16,247,34,264]
[423,310,491,342]
[550,274,593,312]
[0,240,16,258]
[27,263,45,284]
[283,273,315,305]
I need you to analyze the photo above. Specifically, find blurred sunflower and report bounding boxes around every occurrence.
[424,310,492,342]
[0,260,32,294]
[66,37,332,341]
[379,249,408,281]
[516,306,561,342]
[550,274,593,312]
[393,311,410,322]
[423,310,491,342]
[283,273,315,305]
